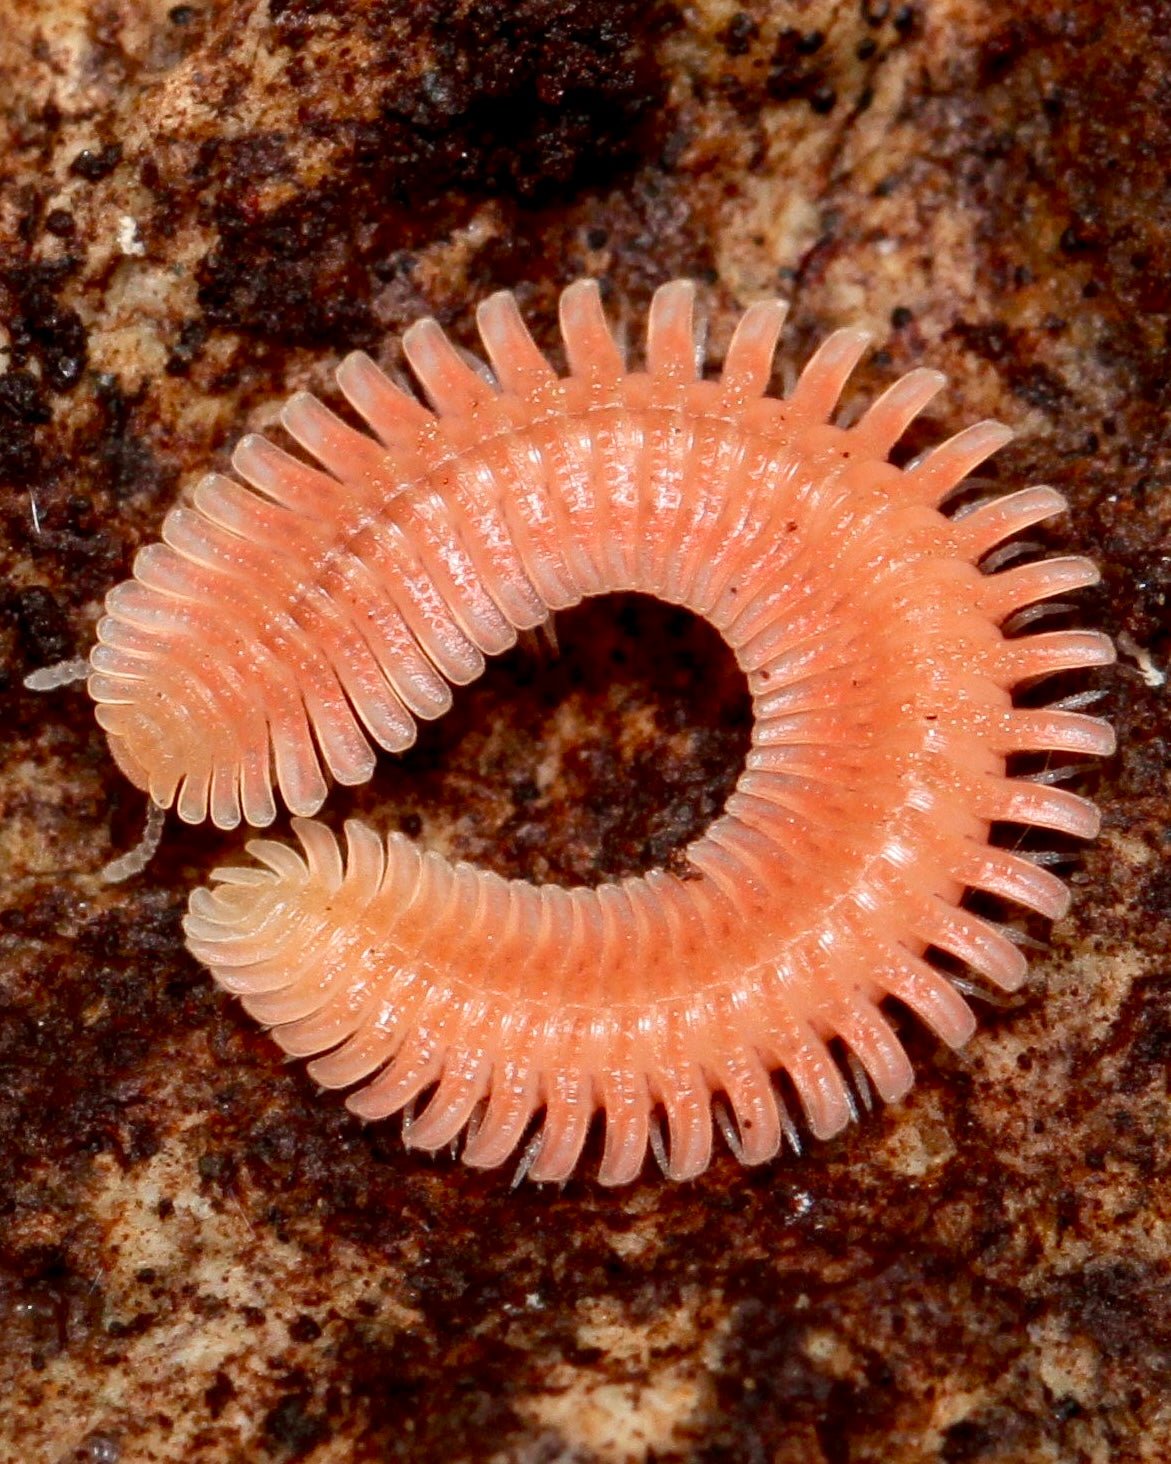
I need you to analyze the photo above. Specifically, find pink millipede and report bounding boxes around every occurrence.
[78,279,1114,1183]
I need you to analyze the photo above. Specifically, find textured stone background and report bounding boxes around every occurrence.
[1,1,1169,1460]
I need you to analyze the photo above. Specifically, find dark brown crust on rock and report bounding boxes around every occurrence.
[0,1,1167,1460]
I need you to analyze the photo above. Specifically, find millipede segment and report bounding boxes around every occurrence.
[90,278,1116,1182]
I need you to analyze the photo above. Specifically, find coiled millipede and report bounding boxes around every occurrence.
[68,280,1117,1183]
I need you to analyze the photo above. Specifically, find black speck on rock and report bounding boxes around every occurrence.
[262,1392,329,1457]
[69,143,123,183]
[8,585,74,665]
[1,259,89,394]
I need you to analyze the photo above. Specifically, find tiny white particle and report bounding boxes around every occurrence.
[1117,630,1166,689]
[117,215,145,256]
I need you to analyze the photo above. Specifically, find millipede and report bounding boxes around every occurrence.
[38,279,1116,1184]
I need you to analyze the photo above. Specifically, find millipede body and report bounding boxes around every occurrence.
[87,279,1115,1184]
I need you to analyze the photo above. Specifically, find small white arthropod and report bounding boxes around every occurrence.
[52,280,1117,1183]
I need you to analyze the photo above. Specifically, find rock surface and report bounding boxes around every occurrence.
[1,1,1168,1460]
